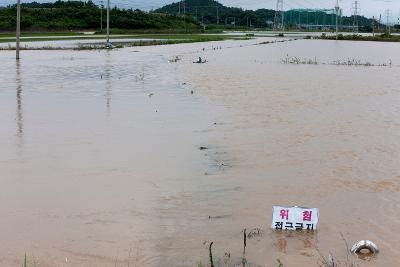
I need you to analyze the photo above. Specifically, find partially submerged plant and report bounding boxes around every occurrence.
[281,54,392,67]
[23,254,27,267]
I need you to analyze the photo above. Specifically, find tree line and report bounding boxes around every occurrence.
[0,0,199,32]
[0,0,391,32]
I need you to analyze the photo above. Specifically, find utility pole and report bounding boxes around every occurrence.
[372,16,375,36]
[178,1,181,15]
[100,0,103,32]
[314,11,317,25]
[385,9,391,34]
[351,1,360,33]
[335,0,340,39]
[183,0,186,32]
[298,11,301,29]
[106,0,111,47]
[290,11,292,28]
[274,0,284,31]
[216,6,219,25]
[16,0,21,60]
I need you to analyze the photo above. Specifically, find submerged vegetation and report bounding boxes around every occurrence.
[282,54,393,67]
[317,33,400,42]
[194,227,364,267]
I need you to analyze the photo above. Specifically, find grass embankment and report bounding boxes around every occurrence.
[0,34,251,50]
[0,33,241,43]
[316,33,400,42]
[0,32,85,38]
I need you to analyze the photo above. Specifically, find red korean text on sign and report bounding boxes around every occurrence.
[280,209,289,220]
[303,210,312,222]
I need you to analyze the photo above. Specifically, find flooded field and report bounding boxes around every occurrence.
[1,38,400,267]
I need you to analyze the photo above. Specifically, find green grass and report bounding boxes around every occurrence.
[0,37,100,43]
[0,33,250,48]
[0,32,86,38]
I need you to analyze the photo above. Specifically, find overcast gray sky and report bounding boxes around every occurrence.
[1,0,399,21]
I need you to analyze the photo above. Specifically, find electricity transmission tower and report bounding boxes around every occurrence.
[351,1,360,33]
[274,0,284,31]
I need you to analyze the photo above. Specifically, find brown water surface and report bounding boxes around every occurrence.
[1,38,400,267]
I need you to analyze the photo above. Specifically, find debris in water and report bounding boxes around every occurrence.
[194,57,207,64]
[105,42,113,49]
[169,56,181,63]
[351,240,379,257]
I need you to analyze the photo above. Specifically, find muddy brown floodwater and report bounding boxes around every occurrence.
[1,38,400,267]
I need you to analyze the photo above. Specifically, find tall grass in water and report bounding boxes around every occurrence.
[281,55,392,67]
[23,254,27,267]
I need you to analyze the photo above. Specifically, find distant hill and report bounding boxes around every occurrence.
[155,0,383,31]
